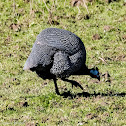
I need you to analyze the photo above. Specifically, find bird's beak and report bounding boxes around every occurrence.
[97,76,100,81]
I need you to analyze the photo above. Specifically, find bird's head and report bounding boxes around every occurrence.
[89,67,100,81]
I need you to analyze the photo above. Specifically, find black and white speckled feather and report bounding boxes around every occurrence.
[23,28,100,95]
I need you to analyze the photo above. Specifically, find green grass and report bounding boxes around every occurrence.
[0,0,126,125]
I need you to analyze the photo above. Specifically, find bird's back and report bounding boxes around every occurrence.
[36,28,85,55]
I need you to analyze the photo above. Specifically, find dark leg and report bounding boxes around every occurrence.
[61,78,83,90]
[53,78,60,95]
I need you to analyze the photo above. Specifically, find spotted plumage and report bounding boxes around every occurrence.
[23,28,100,95]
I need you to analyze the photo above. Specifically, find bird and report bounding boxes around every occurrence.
[23,28,100,95]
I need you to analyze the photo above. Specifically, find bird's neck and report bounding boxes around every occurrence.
[73,65,91,75]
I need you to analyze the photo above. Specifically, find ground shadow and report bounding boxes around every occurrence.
[60,91,126,99]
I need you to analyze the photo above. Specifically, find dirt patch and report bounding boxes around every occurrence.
[111,55,126,61]
[10,23,21,32]
[103,25,114,32]
[123,1,126,6]
[18,101,29,107]
[25,122,38,126]
[47,13,60,25]
[92,34,101,40]
[116,55,126,61]
[122,35,126,40]
[71,0,83,7]
[86,113,98,119]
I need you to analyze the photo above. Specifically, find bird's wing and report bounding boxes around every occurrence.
[50,51,72,78]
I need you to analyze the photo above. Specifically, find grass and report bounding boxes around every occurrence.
[0,0,126,125]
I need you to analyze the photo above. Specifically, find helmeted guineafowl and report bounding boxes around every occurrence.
[23,28,100,95]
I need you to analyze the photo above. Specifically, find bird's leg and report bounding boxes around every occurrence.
[61,78,83,90]
[53,78,60,95]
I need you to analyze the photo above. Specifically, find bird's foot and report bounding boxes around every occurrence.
[62,78,83,90]
[71,81,83,90]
